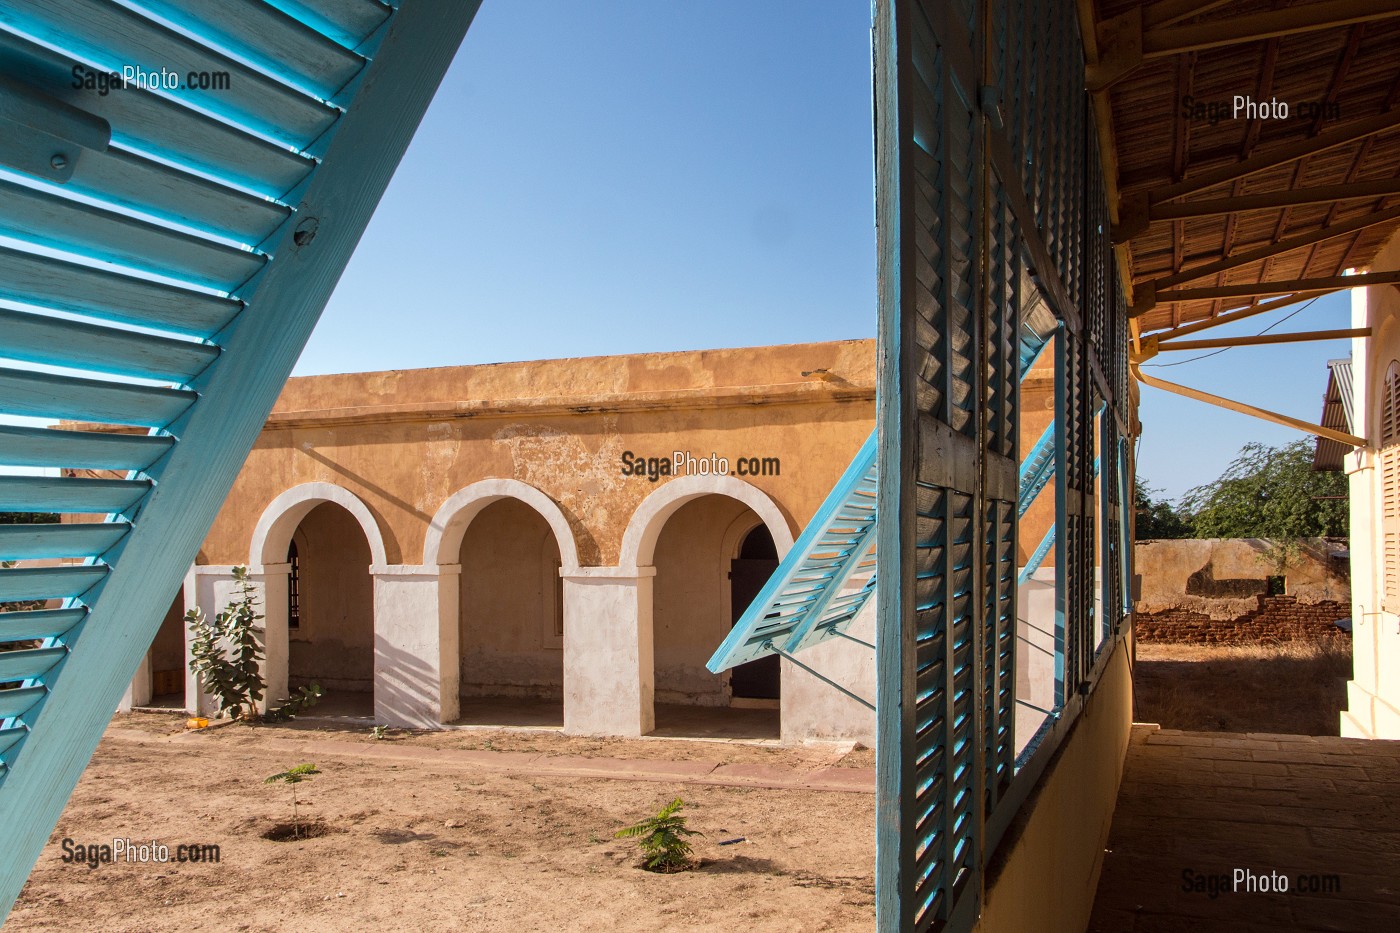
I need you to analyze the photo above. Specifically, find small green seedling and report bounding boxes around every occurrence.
[265,763,320,839]
[372,725,388,740]
[614,798,701,873]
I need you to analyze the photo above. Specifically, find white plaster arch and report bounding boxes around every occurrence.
[619,474,795,571]
[249,482,390,568]
[422,478,581,571]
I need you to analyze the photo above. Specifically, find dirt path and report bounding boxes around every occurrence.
[8,715,875,932]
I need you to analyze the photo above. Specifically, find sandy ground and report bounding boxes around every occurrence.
[1133,638,1352,735]
[8,715,875,932]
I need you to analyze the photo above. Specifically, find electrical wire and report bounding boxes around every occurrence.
[1140,295,1322,368]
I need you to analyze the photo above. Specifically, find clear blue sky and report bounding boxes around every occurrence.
[297,1,1350,506]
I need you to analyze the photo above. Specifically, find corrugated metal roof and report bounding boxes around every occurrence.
[1315,358,1355,471]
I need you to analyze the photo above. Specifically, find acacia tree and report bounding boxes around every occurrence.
[1179,440,1348,568]
[1134,478,1193,540]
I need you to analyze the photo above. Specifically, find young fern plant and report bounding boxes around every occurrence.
[615,798,701,873]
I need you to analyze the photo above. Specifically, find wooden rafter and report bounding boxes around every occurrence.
[1153,270,1400,304]
[1140,0,1400,58]
[1143,202,1400,294]
[1144,290,1335,339]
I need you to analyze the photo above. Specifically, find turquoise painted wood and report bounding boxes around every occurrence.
[0,566,107,602]
[0,523,128,561]
[62,146,292,245]
[0,1,483,920]
[0,308,219,383]
[0,367,197,427]
[0,648,67,684]
[0,29,315,198]
[706,430,878,672]
[1018,421,1055,518]
[0,728,27,756]
[267,0,392,51]
[0,689,46,722]
[0,177,266,291]
[141,0,365,100]
[0,425,172,472]
[0,0,340,147]
[0,245,243,338]
[0,476,149,514]
[0,609,87,643]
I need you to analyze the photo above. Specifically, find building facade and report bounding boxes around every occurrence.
[1342,230,1400,739]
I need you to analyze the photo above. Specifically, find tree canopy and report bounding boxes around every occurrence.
[1178,440,1347,540]
[1134,479,1193,540]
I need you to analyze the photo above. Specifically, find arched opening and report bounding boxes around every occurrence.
[456,498,565,727]
[286,502,375,716]
[728,525,780,702]
[651,495,782,739]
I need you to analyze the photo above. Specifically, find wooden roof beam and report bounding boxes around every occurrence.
[1132,362,1366,447]
[1145,290,1334,339]
[1144,203,1400,296]
[1143,178,1400,224]
[1115,108,1400,240]
[1089,0,1400,91]
[1154,270,1400,304]
[1150,327,1370,353]
[1143,0,1235,30]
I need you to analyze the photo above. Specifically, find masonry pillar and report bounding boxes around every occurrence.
[561,567,655,737]
[245,564,289,717]
[189,566,236,716]
[372,564,457,728]
[779,603,877,745]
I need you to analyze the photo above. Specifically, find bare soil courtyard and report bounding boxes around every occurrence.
[8,715,875,932]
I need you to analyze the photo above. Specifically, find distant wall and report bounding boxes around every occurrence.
[1135,538,1350,642]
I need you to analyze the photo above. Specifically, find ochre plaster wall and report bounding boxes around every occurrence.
[651,495,754,705]
[289,502,375,692]
[458,499,563,698]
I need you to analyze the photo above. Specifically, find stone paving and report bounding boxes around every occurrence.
[1088,725,1400,932]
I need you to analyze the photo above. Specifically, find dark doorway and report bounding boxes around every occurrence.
[729,525,780,700]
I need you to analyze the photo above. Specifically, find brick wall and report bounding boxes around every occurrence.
[1135,596,1351,644]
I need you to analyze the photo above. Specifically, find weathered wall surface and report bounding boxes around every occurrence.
[1135,596,1351,643]
[652,496,753,705]
[201,341,879,568]
[1134,538,1350,643]
[458,498,563,698]
[289,503,375,692]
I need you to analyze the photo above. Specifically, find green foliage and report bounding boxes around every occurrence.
[265,763,320,785]
[1134,478,1193,540]
[615,798,701,872]
[187,567,266,720]
[372,725,388,740]
[266,684,324,723]
[1181,441,1348,540]
[265,763,320,839]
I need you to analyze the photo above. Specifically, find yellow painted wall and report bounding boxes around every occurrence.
[651,495,756,705]
[289,502,375,692]
[458,498,563,698]
[974,636,1134,933]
